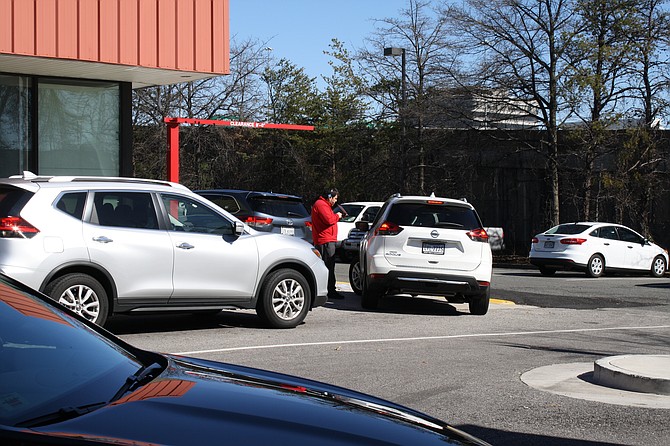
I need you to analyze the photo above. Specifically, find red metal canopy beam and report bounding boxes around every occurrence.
[163,117,314,183]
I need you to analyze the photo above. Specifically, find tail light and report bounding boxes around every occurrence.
[467,228,489,243]
[0,216,40,238]
[376,221,403,236]
[245,216,273,229]
[561,238,587,245]
[305,221,313,229]
[531,237,539,243]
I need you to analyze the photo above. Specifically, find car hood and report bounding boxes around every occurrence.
[29,355,489,446]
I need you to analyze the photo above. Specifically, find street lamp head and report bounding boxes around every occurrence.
[384,47,404,57]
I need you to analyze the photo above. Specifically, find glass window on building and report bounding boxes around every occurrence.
[38,79,120,176]
[0,75,32,178]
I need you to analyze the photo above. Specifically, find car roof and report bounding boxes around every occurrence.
[341,201,384,206]
[388,195,475,209]
[196,189,304,200]
[1,171,189,192]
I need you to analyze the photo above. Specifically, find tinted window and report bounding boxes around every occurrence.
[340,204,364,222]
[55,192,86,219]
[387,203,481,230]
[201,194,241,215]
[596,226,619,240]
[362,206,381,222]
[92,192,158,229]
[0,186,33,217]
[248,196,308,218]
[161,194,232,235]
[617,227,643,243]
[546,224,591,235]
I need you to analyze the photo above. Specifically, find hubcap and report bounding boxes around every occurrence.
[591,258,603,275]
[58,285,100,322]
[272,278,305,321]
[654,259,665,275]
[351,263,362,290]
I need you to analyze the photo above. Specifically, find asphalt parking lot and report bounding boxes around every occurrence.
[113,265,670,446]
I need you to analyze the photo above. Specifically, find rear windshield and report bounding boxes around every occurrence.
[546,224,591,235]
[248,197,309,218]
[0,186,34,217]
[387,203,481,230]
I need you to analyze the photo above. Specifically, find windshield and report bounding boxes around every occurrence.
[340,204,364,222]
[0,277,146,427]
[248,196,309,218]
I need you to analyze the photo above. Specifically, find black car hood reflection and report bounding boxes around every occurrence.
[33,355,487,446]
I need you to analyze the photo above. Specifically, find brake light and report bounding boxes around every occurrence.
[467,228,489,243]
[305,221,313,229]
[560,238,587,245]
[245,216,273,229]
[376,221,403,236]
[0,216,40,238]
[426,200,444,205]
[531,237,539,243]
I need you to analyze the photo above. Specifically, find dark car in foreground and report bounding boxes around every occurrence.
[0,273,491,446]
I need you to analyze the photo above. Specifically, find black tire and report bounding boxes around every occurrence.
[651,255,667,278]
[539,267,556,276]
[44,273,109,326]
[256,269,310,329]
[586,254,604,278]
[361,279,381,310]
[348,261,363,296]
[468,288,490,315]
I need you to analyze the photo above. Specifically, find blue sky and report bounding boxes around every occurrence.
[230,0,411,84]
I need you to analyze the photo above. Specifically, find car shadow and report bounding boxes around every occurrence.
[106,310,267,335]
[456,425,628,446]
[637,281,670,289]
[325,292,465,316]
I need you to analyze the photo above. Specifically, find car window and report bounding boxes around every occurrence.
[0,186,33,217]
[248,196,308,218]
[597,226,619,240]
[547,224,592,235]
[0,277,143,427]
[617,227,643,243]
[361,206,380,222]
[91,192,158,229]
[387,203,480,230]
[340,204,364,222]
[55,192,86,219]
[161,194,232,235]
[201,194,241,215]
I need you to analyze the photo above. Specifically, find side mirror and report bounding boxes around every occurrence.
[355,221,369,231]
[234,221,245,236]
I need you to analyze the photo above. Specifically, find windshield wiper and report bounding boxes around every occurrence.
[16,362,164,428]
[16,401,108,428]
[109,362,164,402]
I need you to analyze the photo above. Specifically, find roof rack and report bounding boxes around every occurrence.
[9,171,186,189]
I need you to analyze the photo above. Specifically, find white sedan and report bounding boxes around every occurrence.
[529,222,668,278]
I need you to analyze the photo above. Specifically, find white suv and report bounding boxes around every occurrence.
[0,172,328,328]
[354,194,492,314]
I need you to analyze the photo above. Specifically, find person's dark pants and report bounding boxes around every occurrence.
[316,242,337,295]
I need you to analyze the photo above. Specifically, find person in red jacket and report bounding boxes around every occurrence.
[311,188,344,299]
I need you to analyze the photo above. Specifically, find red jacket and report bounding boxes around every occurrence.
[311,196,340,245]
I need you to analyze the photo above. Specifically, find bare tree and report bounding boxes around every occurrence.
[358,0,453,194]
[445,0,583,225]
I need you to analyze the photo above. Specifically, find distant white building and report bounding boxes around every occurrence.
[423,87,540,130]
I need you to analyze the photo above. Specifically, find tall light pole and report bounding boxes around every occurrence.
[384,47,407,193]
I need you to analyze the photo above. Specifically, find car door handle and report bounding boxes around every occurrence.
[604,242,610,246]
[92,236,113,244]
[177,242,195,250]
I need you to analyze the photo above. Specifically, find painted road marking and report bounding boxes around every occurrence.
[173,325,670,356]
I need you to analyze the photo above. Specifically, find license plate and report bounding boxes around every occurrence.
[544,241,555,248]
[422,242,445,255]
[281,227,295,236]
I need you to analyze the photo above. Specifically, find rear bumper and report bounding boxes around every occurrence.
[367,270,489,297]
[529,257,585,271]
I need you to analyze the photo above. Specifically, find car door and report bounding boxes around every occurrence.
[160,193,259,303]
[593,225,627,269]
[83,191,173,302]
[617,226,653,270]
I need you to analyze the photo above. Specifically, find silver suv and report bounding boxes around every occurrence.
[0,172,328,328]
[353,194,492,314]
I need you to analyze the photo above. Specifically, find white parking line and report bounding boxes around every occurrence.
[173,325,670,356]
